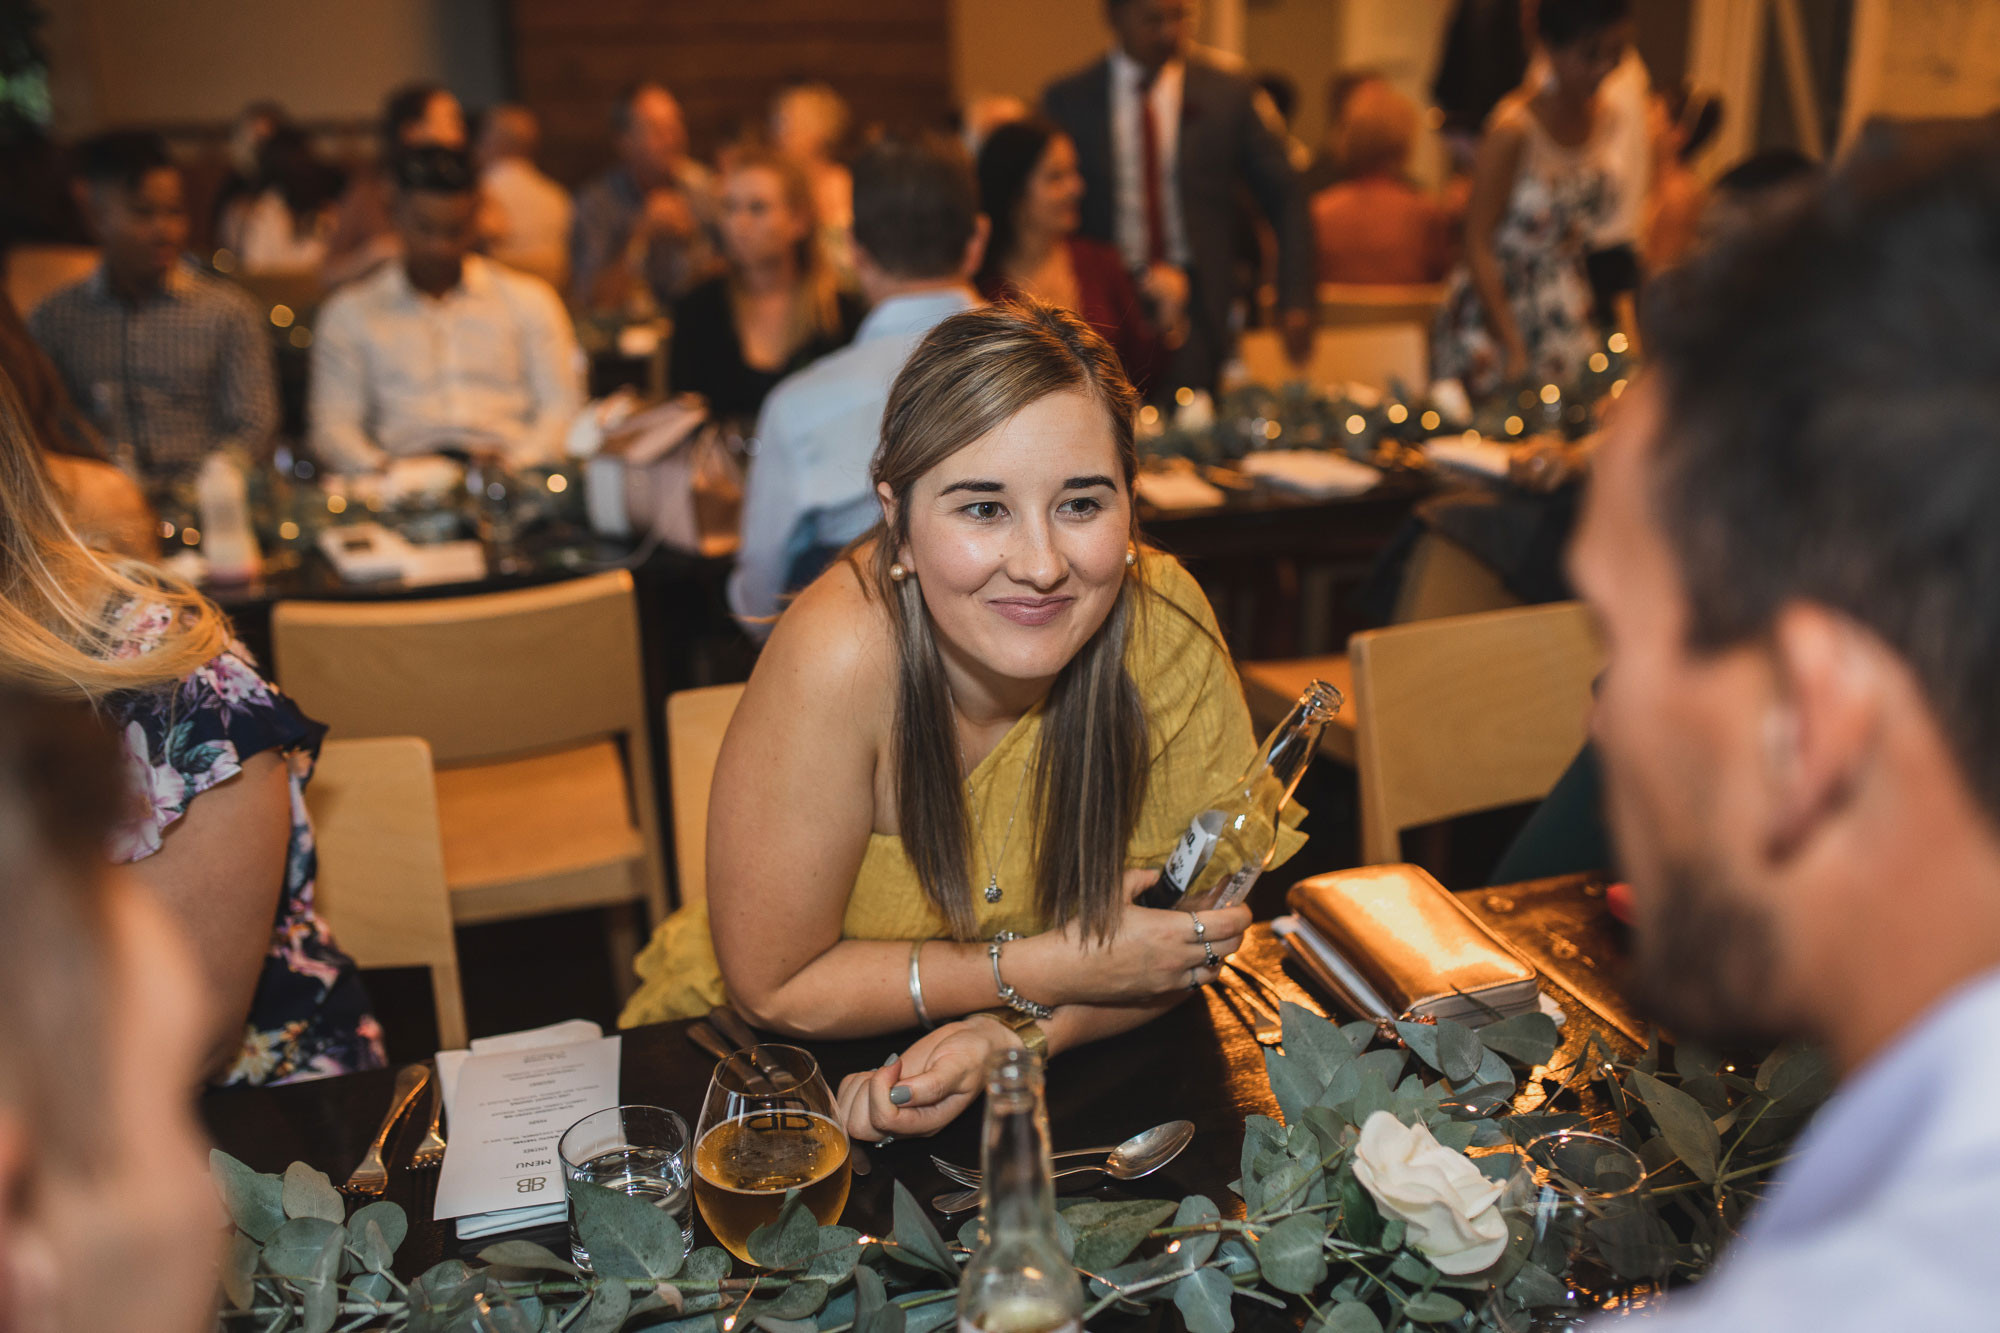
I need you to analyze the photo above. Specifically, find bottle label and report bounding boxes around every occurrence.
[1192,863,1262,911]
[1160,811,1223,896]
[959,1318,1081,1333]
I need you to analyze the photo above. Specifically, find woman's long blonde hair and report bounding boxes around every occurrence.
[863,300,1152,943]
[0,369,226,699]
[723,148,846,366]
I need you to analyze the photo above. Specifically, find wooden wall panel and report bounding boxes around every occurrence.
[510,0,955,187]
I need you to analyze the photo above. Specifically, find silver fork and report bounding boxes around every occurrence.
[1215,969,1284,1046]
[410,1069,447,1170]
[342,1064,431,1196]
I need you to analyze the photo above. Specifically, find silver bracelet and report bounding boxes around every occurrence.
[987,937,1053,1021]
[908,939,934,1029]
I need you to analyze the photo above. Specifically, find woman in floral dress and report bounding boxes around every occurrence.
[0,377,383,1088]
[1431,0,1631,398]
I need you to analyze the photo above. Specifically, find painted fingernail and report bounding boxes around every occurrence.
[882,1051,900,1067]
[889,1084,913,1106]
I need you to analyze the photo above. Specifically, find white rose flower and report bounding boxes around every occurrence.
[1350,1110,1508,1275]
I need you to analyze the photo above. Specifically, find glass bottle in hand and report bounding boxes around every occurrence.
[1138,678,1342,911]
[957,1049,1084,1333]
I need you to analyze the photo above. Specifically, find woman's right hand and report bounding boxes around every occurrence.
[1015,868,1250,1007]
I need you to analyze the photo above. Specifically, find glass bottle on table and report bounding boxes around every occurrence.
[956,1049,1084,1333]
[1137,678,1343,911]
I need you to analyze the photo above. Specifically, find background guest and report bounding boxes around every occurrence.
[0,373,384,1087]
[310,146,583,473]
[0,687,221,1333]
[219,124,345,275]
[1431,0,1631,396]
[1430,0,1530,171]
[31,130,277,492]
[959,92,1031,158]
[729,133,987,635]
[976,117,1165,393]
[1042,0,1314,394]
[667,149,862,424]
[321,81,468,288]
[1309,80,1451,284]
[207,98,289,256]
[769,80,855,275]
[571,81,719,318]
[478,103,573,291]
[1640,85,1723,273]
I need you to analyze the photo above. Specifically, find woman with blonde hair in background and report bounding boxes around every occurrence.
[1309,78,1451,284]
[668,147,865,423]
[623,301,1303,1140]
[770,80,856,276]
[0,372,384,1087]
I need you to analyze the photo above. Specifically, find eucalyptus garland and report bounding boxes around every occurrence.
[211,1002,1823,1333]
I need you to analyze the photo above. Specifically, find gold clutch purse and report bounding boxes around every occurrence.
[1281,864,1540,1026]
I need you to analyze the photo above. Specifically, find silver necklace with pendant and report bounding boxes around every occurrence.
[963,740,1030,904]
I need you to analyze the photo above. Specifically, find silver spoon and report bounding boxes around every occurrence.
[931,1120,1196,1215]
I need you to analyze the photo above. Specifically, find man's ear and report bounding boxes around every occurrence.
[960,214,992,283]
[1763,602,1887,864]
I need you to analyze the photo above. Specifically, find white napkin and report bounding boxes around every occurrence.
[1423,435,1515,480]
[438,1020,607,1241]
[1237,451,1383,498]
[1135,469,1227,510]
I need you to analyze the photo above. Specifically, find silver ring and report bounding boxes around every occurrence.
[1191,915,1207,941]
[1202,941,1217,968]
[875,1134,897,1147]
[1188,972,1202,990]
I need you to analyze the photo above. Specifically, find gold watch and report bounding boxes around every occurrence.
[975,1007,1049,1061]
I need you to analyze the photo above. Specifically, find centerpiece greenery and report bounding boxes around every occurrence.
[211,1002,1824,1333]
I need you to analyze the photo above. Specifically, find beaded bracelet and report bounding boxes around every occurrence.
[986,934,1053,1021]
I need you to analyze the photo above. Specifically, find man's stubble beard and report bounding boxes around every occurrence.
[1625,849,1793,1048]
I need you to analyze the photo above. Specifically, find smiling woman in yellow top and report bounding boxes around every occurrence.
[622,300,1303,1141]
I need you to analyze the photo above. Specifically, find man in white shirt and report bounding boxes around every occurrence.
[729,134,987,636]
[1571,129,2000,1329]
[310,146,583,474]
[477,104,573,291]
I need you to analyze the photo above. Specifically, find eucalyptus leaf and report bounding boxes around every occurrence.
[1401,1291,1466,1323]
[1051,1208,1077,1262]
[850,1265,907,1333]
[904,1295,959,1333]
[296,1222,344,1333]
[805,1224,865,1280]
[1756,1045,1833,1109]
[1264,1044,1324,1125]
[1507,1261,1570,1307]
[1260,1156,1315,1214]
[212,1150,288,1242]
[1342,1019,1384,1052]
[348,1200,408,1261]
[572,1178,689,1279]
[683,1246,732,1284]
[476,1238,579,1278]
[222,1232,260,1311]
[282,1161,346,1224]
[1630,1070,1721,1184]
[1433,1020,1484,1084]
[745,1191,818,1270]
[1281,1001,1357,1080]
[1477,1012,1560,1069]
[1387,1250,1432,1283]
[1254,1212,1328,1293]
[351,1218,394,1275]
[1063,1198,1175,1272]
[1355,1046,1406,1087]
[1171,1265,1235,1333]
[889,1179,957,1277]
[350,1271,392,1307]
[956,1217,985,1253]
[1310,1299,1384,1333]
[1216,1238,1258,1280]
[1378,1217,1406,1251]
[1169,1194,1221,1268]
[1337,1172,1381,1247]
[260,1216,344,1280]
[747,1278,828,1320]
[754,1318,819,1333]
[569,1278,632,1333]
[1462,1047,1517,1102]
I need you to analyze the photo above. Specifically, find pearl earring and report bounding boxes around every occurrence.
[890,562,910,582]
[1124,548,1137,567]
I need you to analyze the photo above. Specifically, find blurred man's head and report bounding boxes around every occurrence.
[1571,134,2000,1067]
[477,103,541,171]
[849,133,986,302]
[381,81,466,156]
[391,146,481,296]
[617,82,689,185]
[73,131,186,295]
[0,689,216,1333]
[1106,0,1192,73]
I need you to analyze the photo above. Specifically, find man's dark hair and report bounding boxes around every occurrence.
[852,132,980,280]
[389,145,476,197]
[1714,148,1818,198]
[1643,127,2000,817]
[71,130,174,194]
[1536,0,1632,48]
[612,80,670,137]
[381,80,447,153]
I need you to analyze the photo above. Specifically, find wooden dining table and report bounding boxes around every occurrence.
[202,875,1641,1283]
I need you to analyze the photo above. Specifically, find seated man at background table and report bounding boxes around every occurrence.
[570,81,719,319]
[728,132,986,635]
[309,146,583,474]
[1575,127,2000,1328]
[30,129,277,493]
[0,687,219,1333]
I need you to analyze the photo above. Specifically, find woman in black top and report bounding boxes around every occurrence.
[668,148,862,423]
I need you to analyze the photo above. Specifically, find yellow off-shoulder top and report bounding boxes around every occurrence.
[618,551,1306,1027]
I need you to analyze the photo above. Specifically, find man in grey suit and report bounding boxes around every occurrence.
[1043,0,1314,396]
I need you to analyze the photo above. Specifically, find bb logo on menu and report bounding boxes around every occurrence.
[516,1176,547,1194]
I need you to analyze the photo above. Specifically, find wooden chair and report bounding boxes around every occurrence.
[1318,282,1448,330]
[665,682,746,911]
[1239,530,1525,763]
[1350,601,1600,866]
[272,571,667,989]
[1236,323,1428,394]
[307,736,467,1050]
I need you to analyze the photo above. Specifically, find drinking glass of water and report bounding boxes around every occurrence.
[558,1104,694,1272]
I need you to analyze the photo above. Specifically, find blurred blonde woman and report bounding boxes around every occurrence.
[668,147,865,422]
[771,80,856,271]
[0,372,384,1087]
[1309,79,1451,284]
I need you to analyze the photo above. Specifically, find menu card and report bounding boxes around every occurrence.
[434,1021,621,1239]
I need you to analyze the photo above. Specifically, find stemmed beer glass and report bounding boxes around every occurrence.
[692,1044,852,1264]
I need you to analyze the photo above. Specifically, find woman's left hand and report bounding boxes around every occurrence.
[834,1016,1022,1143]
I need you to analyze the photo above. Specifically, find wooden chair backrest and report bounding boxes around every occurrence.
[272,571,646,766]
[1393,531,1526,625]
[1318,282,1448,329]
[1351,601,1600,866]
[665,682,746,910]
[1237,323,1429,394]
[307,736,467,1050]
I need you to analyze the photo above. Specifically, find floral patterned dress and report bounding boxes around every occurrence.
[1431,97,1614,399]
[109,603,386,1087]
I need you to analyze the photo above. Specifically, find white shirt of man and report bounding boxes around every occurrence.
[1109,49,1190,271]
[482,155,575,291]
[309,253,583,473]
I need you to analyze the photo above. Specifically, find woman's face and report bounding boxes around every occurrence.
[720,165,808,270]
[1019,135,1084,239]
[887,389,1131,690]
[1549,23,1630,100]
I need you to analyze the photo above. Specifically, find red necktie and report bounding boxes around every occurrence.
[1138,77,1166,265]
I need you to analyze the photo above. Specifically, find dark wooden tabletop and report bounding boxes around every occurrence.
[202,875,1636,1278]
